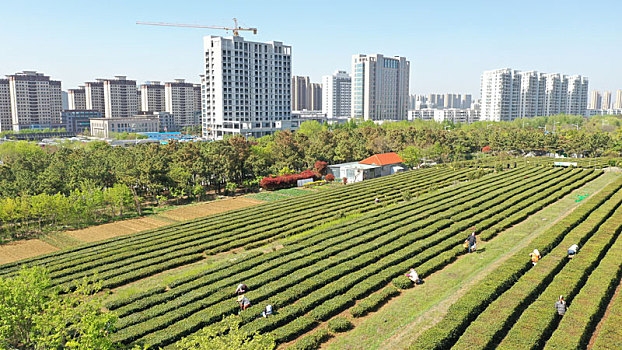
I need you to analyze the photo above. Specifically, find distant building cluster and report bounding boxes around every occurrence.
[8,32,618,140]
[480,68,589,121]
[0,71,201,136]
[587,90,622,116]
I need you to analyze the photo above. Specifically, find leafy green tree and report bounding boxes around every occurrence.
[176,315,274,350]
[0,267,117,350]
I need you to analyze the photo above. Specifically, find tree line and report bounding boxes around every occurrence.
[0,114,620,240]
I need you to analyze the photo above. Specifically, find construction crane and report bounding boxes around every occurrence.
[136,18,257,36]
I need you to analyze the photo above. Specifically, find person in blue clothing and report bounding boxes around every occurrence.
[465,232,477,253]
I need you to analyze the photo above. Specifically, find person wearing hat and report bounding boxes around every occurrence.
[555,295,567,316]
[237,295,251,311]
[568,244,579,258]
[529,249,541,266]
[235,283,248,295]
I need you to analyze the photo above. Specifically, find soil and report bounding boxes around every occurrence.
[66,216,169,242]
[157,197,264,221]
[0,239,59,264]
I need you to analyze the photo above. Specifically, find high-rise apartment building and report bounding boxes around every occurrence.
[103,76,139,118]
[68,86,87,110]
[321,70,351,118]
[309,83,322,111]
[165,79,200,127]
[0,79,10,131]
[7,71,63,131]
[85,80,105,113]
[140,81,165,112]
[588,91,601,110]
[202,35,292,139]
[351,54,410,121]
[480,68,588,121]
[615,90,622,109]
[291,76,310,111]
[601,91,612,110]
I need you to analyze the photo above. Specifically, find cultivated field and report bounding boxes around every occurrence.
[1,161,621,350]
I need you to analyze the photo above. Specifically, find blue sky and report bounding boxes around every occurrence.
[1,0,620,96]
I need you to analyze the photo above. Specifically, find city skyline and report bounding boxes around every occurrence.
[1,0,620,96]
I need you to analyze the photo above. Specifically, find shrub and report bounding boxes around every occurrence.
[327,317,352,333]
[260,170,320,190]
[325,174,335,182]
[392,275,412,289]
[290,329,330,350]
[314,161,328,176]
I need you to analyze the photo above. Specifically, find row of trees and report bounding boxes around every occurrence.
[0,115,620,239]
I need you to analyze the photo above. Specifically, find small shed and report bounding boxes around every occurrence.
[327,162,380,183]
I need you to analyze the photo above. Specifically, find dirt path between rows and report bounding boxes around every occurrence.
[587,278,622,349]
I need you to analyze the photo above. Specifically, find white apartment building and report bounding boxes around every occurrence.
[615,90,622,109]
[103,76,139,119]
[165,79,200,127]
[351,54,410,121]
[480,68,588,121]
[0,79,10,131]
[85,79,105,113]
[601,91,612,110]
[408,108,479,123]
[68,86,87,110]
[140,81,165,113]
[7,71,63,131]
[90,117,159,138]
[321,70,351,118]
[589,91,602,110]
[202,35,292,139]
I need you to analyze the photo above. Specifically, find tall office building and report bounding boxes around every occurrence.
[85,79,105,113]
[140,81,165,112]
[291,76,310,111]
[480,68,588,121]
[309,83,322,111]
[615,90,622,109]
[7,71,62,131]
[351,53,410,121]
[103,76,139,118]
[202,35,292,139]
[68,87,87,110]
[601,91,612,110]
[588,91,602,109]
[165,79,199,127]
[322,70,351,118]
[0,79,10,131]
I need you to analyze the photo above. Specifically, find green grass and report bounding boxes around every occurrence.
[245,192,288,202]
[274,188,312,197]
[38,232,83,250]
[324,171,620,350]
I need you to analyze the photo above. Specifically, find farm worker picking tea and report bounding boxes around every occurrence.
[568,244,579,258]
[406,268,422,284]
[555,295,567,317]
[465,232,477,253]
[529,249,541,266]
[262,304,273,318]
[235,283,248,295]
[237,295,251,311]
[375,197,380,204]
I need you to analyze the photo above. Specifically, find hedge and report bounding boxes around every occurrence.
[411,177,622,350]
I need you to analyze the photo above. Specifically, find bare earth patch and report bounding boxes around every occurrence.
[0,239,59,264]
[66,216,169,242]
[157,197,264,221]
